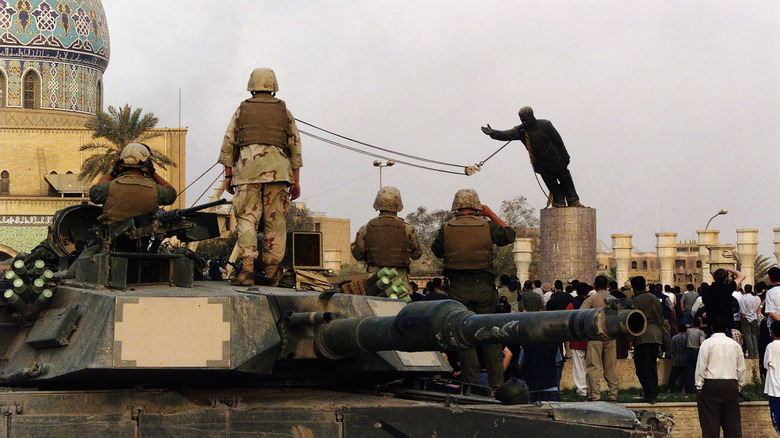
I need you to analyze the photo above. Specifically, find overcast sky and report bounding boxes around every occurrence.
[101,1,780,259]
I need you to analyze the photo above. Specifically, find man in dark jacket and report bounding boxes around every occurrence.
[627,276,664,403]
[481,106,582,207]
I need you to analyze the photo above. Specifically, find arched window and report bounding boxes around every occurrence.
[696,260,702,268]
[96,80,102,112]
[23,70,40,109]
[642,261,648,270]
[631,261,637,270]
[0,170,9,195]
[0,69,6,108]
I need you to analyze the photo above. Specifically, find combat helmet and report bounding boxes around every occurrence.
[451,189,482,211]
[119,142,152,166]
[247,68,279,93]
[373,186,403,212]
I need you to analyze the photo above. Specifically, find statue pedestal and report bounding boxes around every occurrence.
[540,207,597,285]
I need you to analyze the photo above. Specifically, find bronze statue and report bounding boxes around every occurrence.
[482,106,583,207]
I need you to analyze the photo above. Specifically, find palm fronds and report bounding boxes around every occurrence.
[79,104,175,181]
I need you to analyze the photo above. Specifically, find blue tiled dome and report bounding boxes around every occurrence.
[0,0,110,114]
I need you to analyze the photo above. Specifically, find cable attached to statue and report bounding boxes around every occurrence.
[523,131,552,208]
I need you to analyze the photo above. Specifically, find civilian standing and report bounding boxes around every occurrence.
[695,319,747,438]
[627,276,663,403]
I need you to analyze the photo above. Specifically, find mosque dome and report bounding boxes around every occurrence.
[0,0,109,118]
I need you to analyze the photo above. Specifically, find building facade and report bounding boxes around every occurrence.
[597,240,703,286]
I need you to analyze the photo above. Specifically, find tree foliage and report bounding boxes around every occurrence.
[500,194,540,229]
[405,206,455,275]
[79,104,175,181]
[405,194,540,276]
[287,203,315,232]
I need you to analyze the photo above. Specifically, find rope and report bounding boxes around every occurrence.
[295,119,466,168]
[477,140,512,167]
[306,169,376,200]
[188,172,223,208]
[296,118,529,177]
[180,162,218,196]
[299,130,466,175]
[524,131,552,207]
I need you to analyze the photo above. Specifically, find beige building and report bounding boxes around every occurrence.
[597,240,703,286]
[0,1,186,260]
[312,215,355,272]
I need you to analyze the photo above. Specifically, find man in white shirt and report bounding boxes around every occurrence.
[541,283,553,306]
[764,322,780,435]
[766,267,780,334]
[695,319,747,438]
[740,285,761,358]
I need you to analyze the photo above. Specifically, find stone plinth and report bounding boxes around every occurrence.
[513,238,533,284]
[697,230,720,283]
[736,229,759,285]
[656,232,677,287]
[612,234,633,288]
[540,207,596,284]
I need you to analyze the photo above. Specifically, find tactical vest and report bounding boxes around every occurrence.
[442,215,492,270]
[100,173,159,224]
[237,96,288,151]
[363,216,411,267]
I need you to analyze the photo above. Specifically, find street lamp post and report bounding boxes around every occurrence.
[704,209,728,230]
[373,160,395,188]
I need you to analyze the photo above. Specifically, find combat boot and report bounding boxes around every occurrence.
[231,270,254,286]
[264,264,283,287]
[231,257,255,286]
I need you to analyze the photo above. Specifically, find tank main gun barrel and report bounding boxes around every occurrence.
[314,300,645,359]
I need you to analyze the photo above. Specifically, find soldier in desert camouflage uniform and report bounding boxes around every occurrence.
[218,68,302,286]
[351,187,421,293]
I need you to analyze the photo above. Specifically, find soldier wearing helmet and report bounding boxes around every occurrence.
[481,106,583,208]
[431,189,516,391]
[89,142,177,224]
[351,187,421,293]
[217,68,303,286]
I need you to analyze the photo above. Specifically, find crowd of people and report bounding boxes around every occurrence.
[403,267,780,438]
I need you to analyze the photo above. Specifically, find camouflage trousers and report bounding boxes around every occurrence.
[234,182,290,268]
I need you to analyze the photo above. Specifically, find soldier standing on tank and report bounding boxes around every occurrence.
[431,189,516,391]
[481,106,582,208]
[218,68,302,286]
[89,142,177,224]
[351,187,422,294]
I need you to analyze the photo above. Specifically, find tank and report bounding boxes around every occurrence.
[0,202,674,437]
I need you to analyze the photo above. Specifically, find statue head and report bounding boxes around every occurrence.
[451,189,482,212]
[518,106,535,124]
[373,186,403,212]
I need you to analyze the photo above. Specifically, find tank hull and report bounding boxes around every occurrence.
[0,388,666,437]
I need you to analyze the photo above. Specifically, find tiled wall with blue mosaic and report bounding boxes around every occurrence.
[0,0,108,113]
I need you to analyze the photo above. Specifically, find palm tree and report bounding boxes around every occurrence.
[78,104,176,181]
[753,254,777,284]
